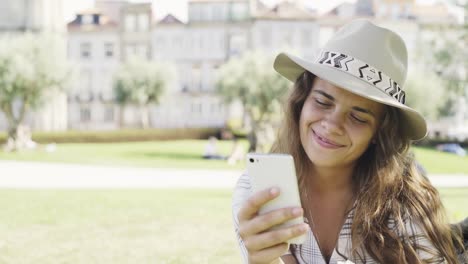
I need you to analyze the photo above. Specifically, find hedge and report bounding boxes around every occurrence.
[0,128,220,144]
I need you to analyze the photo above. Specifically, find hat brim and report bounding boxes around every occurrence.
[274,52,427,140]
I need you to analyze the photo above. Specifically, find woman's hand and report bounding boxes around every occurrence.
[237,187,308,264]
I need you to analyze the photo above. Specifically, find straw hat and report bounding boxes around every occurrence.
[273,19,427,140]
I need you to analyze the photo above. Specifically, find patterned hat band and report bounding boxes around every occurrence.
[315,51,406,104]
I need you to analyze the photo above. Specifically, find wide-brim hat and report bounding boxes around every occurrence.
[273,19,427,140]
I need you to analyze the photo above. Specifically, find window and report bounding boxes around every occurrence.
[210,102,220,113]
[156,37,166,48]
[391,4,400,19]
[80,42,91,58]
[231,2,248,21]
[261,28,271,47]
[125,14,136,32]
[80,107,91,122]
[104,106,114,122]
[136,44,148,59]
[137,13,149,31]
[104,42,114,58]
[229,34,246,56]
[191,65,201,91]
[82,15,93,24]
[81,69,92,91]
[191,102,202,114]
[125,44,137,58]
[301,29,310,46]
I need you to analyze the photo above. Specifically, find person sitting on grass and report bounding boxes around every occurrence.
[202,136,225,160]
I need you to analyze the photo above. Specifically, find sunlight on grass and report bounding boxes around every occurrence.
[0,188,466,263]
[0,189,240,263]
[0,141,467,174]
[0,140,249,171]
[413,147,468,174]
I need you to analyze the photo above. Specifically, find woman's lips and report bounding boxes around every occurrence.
[312,129,344,149]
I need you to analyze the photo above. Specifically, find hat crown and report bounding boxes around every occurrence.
[322,19,408,87]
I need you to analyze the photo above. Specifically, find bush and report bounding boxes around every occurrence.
[414,138,468,148]
[0,128,220,144]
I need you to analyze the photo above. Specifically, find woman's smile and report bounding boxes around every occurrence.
[311,129,345,149]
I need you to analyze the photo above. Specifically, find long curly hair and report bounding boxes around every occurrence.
[270,71,464,263]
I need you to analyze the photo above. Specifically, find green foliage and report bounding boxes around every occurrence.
[420,21,468,117]
[113,57,175,106]
[216,51,290,125]
[216,52,290,151]
[405,66,447,120]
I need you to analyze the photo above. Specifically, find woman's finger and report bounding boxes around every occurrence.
[248,242,290,264]
[238,187,280,222]
[244,223,309,251]
[241,206,303,236]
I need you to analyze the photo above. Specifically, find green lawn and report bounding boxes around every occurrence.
[0,140,467,174]
[0,188,465,263]
[413,147,468,174]
[0,140,249,171]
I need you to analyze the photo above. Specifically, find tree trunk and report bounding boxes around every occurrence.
[2,102,28,152]
[247,130,257,153]
[247,109,258,152]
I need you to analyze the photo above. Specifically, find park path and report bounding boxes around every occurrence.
[0,160,467,189]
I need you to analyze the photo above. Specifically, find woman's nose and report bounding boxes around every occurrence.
[320,113,345,135]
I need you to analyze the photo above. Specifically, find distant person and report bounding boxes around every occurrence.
[202,136,225,160]
[228,138,245,165]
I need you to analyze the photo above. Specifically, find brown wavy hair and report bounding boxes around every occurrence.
[270,71,464,263]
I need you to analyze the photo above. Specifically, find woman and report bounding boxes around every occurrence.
[232,20,465,263]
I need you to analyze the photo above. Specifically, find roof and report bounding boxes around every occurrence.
[67,10,118,32]
[158,14,185,25]
[76,8,102,15]
[189,0,246,2]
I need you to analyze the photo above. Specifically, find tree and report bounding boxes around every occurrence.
[113,57,175,128]
[0,33,70,151]
[404,66,447,121]
[419,4,467,117]
[216,52,290,152]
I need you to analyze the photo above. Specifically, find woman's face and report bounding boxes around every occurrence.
[299,78,385,169]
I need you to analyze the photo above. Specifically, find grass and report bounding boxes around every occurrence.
[0,140,467,174]
[0,189,240,264]
[0,140,249,171]
[413,147,468,174]
[0,188,465,263]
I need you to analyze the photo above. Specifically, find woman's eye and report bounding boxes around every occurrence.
[315,99,330,107]
[351,115,367,123]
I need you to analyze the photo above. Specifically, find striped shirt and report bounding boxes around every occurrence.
[232,173,445,264]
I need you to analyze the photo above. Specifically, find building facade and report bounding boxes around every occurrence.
[67,0,318,130]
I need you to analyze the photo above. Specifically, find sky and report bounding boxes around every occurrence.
[63,0,459,24]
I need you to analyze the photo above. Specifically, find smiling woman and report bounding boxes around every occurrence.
[231,19,466,264]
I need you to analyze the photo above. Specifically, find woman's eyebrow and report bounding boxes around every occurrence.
[312,90,334,101]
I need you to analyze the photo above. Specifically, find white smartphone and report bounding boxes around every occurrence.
[246,153,306,244]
